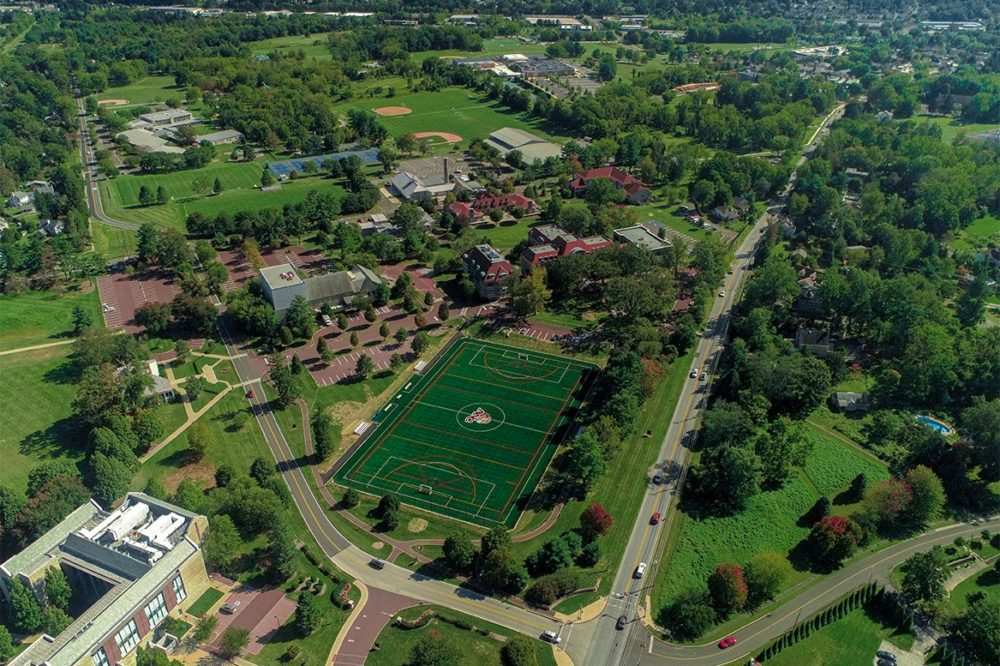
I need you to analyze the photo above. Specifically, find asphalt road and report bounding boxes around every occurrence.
[74,95,139,231]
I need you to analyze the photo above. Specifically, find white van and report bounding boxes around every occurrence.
[634,562,647,579]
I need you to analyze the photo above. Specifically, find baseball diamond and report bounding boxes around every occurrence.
[332,338,598,528]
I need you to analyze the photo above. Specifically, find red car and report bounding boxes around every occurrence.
[718,636,736,649]
[246,389,256,399]
[650,512,661,525]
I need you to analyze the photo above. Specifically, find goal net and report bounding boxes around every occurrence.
[418,484,433,495]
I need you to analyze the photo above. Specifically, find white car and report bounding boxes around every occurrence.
[101,303,114,313]
[541,630,562,644]
[689,368,699,379]
[718,289,726,297]
[634,562,647,579]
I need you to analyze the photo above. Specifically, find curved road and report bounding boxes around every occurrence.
[75,94,140,231]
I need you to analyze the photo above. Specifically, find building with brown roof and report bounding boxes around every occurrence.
[569,167,651,205]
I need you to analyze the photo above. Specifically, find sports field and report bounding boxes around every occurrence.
[333,339,597,528]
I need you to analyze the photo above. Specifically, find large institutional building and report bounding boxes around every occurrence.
[0,494,209,666]
[259,262,383,318]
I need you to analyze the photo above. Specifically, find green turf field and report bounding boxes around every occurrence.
[95,75,182,107]
[333,338,597,528]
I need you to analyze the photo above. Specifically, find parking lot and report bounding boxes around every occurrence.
[209,587,296,655]
[97,269,182,334]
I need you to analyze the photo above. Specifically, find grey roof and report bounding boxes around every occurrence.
[260,262,304,290]
[139,109,192,123]
[613,225,671,252]
[388,172,421,198]
[199,129,243,143]
[304,265,382,305]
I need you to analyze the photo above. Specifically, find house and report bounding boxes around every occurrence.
[260,262,383,317]
[463,244,513,300]
[6,191,31,209]
[519,224,611,270]
[829,391,870,414]
[569,167,651,205]
[0,494,209,666]
[116,361,175,402]
[198,129,243,145]
[387,172,454,201]
[483,127,563,162]
[38,219,65,237]
[795,328,833,357]
[794,273,826,317]
[449,202,478,222]
[613,225,671,254]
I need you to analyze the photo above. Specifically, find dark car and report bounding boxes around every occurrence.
[876,652,896,663]
[616,615,627,630]
[369,558,385,570]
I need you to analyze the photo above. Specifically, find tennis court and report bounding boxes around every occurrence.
[332,338,597,528]
[267,148,380,177]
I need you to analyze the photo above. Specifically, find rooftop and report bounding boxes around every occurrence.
[613,225,671,252]
[260,262,304,290]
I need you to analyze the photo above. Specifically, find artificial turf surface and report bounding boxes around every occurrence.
[333,339,597,528]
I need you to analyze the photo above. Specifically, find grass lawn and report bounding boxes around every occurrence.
[468,218,537,252]
[654,425,890,615]
[945,566,1000,614]
[94,75,182,107]
[410,37,551,62]
[0,281,100,351]
[99,162,344,231]
[951,214,1000,253]
[630,201,712,244]
[249,33,332,60]
[0,346,85,495]
[761,606,914,666]
[912,114,1000,142]
[187,587,224,617]
[92,222,138,258]
[337,87,566,150]
[368,604,557,666]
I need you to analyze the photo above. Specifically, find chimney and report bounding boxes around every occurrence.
[443,157,450,182]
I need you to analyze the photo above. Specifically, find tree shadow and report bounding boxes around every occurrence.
[787,539,815,573]
[43,359,82,385]
[20,418,86,459]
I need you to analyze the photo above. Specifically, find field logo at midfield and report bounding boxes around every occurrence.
[464,407,493,425]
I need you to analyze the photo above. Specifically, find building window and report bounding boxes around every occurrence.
[92,648,110,666]
[114,619,140,656]
[145,592,167,628]
[172,575,186,603]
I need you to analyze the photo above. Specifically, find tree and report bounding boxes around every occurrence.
[135,301,173,335]
[185,376,204,402]
[317,336,333,365]
[808,515,862,567]
[294,591,322,636]
[566,431,606,492]
[90,453,133,506]
[356,354,375,378]
[156,185,168,205]
[411,330,430,355]
[661,589,716,640]
[961,398,1000,481]
[261,169,274,187]
[954,596,1000,665]
[381,508,399,531]
[349,331,359,348]
[597,54,617,82]
[174,339,190,363]
[204,514,241,573]
[510,269,549,317]
[268,355,300,409]
[284,295,315,341]
[342,487,360,509]
[580,503,613,540]
[337,312,349,330]
[377,494,400,517]
[218,627,250,660]
[193,615,218,642]
[864,478,913,527]
[443,534,476,571]
[251,457,276,485]
[905,465,945,525]
[744,551,791,607]
[138,184,154,206]
[213,177,223,194]
[900,546,949,608]
[708,563,748,615]
[695,445,762,513]
[408,631,462,666]
[0,626,14,664]
[479,547,526,594]
[394,326,408,344]
[8,578,43,633]
[437,302,449,322]
[526,538,574,576]
[72,305,92,336]
[43,566,72,611]
[500,636,535,666]
[379,322,390,338]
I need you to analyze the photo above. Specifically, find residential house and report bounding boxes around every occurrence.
[569,167,651,205]
[463,244,512,300]
[38,219,65,237]
[829,391,870,413]
[794,327,833,358]
[7,191,31,209]
[0,494,209,666]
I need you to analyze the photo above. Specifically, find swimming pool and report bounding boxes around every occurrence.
[915,415,953,435]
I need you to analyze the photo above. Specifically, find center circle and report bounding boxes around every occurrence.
[455,402,506,432]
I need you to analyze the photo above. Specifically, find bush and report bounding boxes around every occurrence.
[500,636,535,666]
[523,570,581,606]
[661,589,716,641]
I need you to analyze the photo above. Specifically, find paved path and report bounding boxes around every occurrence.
[0,338,76,356]
[331,586,417,665]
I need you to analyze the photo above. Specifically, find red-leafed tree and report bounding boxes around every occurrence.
[580,503,613,540]
[808,515,862,566]
[864,478,913,526]
[707,563,748,615]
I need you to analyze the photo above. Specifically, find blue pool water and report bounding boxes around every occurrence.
[915,415,952,435]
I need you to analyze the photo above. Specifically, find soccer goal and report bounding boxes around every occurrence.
[418,484,433,495]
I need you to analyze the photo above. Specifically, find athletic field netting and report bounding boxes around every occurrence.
[332,338,598,528]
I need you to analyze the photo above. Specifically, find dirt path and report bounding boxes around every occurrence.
[0,338,76,356]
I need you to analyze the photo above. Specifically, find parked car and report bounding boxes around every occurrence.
[634,562,647,578]
[718,636,736,649]
[220,601,241,614]
[718,289,726,297]
[876,652,896,663]
[540,630,561,644]
[689,368,699,379]
[616,615,628,630]
[321,314,333,327]
[369,558,385,570]
[652,471,664,484]
[650,512,661,525]
[699,372,707,381]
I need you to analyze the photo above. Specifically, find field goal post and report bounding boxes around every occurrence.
[418,484,433,495]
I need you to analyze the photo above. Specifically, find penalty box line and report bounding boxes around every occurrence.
[464,346,572,385]
[368,455,500,516]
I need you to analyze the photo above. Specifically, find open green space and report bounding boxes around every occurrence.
[945,566,1000,614]
[338,87,565,149]
[99,162,344,231]
[95,75,182,107]
[186,587,224,617]
[655,425,890,610]
[334,339,597,528]
[631,201,712,244]
[249,33,332,60]
[368,604,557,666]
[951,214,1000,253]
[0,281,100,352]
[409,37,551,62]
[0,346,85,495]
[913,114,1000,142]
[761,606,914,666]
[92,222,138,258]
[469,218,537,252]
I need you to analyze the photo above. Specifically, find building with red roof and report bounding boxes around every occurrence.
[569,167,651,205]
[448,193,538,223]
[519,224,612,271]
[462,244,513,300]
